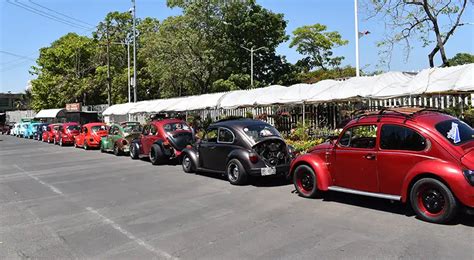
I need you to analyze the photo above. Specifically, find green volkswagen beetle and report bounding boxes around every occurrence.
[101,121,142,156]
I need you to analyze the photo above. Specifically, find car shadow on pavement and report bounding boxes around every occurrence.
[293,190,474,227]
[193,171,292,187]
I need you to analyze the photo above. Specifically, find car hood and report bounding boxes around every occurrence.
[251,136,287,148]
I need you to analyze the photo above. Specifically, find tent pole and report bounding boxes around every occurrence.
[302,102,305,128]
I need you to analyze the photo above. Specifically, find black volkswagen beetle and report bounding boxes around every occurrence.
[181,118,294,185]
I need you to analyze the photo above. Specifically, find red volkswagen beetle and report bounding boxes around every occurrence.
[55,122,80,146]
[74,122,108,150]
[290,108,474,224]
[43,123,60,143]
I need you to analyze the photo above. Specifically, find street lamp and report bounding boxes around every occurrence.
[240,45,267,88]
[131,0,137,102]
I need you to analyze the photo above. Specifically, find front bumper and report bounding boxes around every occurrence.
[248,164,290,177]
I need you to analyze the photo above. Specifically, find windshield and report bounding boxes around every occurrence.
[435,119,474,145]
[123,124,141,134]
[67,125,80,131]
[243,124,281,143]
[163,122,190,133]
[91,125,107,132]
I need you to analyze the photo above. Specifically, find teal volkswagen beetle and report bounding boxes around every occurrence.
[100,122,142,156]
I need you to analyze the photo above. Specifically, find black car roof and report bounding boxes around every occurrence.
[210,118,270,128]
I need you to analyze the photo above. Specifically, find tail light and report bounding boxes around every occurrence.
[249,152,259,163]
[122,139,128,146]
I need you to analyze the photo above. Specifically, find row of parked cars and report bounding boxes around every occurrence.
[8,108,474,224]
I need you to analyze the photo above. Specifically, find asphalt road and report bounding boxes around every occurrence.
[0,135,473,259]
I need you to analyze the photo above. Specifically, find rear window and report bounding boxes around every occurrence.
[163,123,190,133]
[435,119,474,145]
[123,124,142,134]
[91,125,107,132]
[67,125,80,131]
[243,124,280,143]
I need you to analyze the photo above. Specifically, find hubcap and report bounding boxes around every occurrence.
[419,188,445,215]
[298,171,314,192]
[228,163,239,182]
[183,157,191,169]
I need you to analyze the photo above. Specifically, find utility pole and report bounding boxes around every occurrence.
[126,36,131,103]
[106,24,112,106]
[132,0,137,102]
[240,45,267,88]
[354,0,360,77]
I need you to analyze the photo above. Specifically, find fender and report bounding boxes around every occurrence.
[289,153,332,191]
[153,140,173,157]
[181,147,200,168]
[400,159,472,206]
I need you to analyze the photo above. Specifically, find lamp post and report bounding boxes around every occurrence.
[131,0,137,102]
[240,45,267,88]
[354,0,360,77]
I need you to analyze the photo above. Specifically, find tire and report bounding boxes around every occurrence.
[130,143,139,160]
[226,159,248,185]
[53,137,57,145]
[74,140,78,148]
[84,141,89,150]
[59,138,63,146]
[150,144,166,165]
[182,153,195,173]
[113,144,122,156]
[410,178,458,224]
[293,165,318,198]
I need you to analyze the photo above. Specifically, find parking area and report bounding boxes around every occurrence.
[0,135,473,259]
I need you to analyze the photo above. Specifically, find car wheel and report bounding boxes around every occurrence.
[130,143,139,160]
[150,144,166,165]
[226,159,248,185]
[410,178,458,224]
[113,144,121,156]
[182,154,195,173]
[84,141,89,150]
[74,140,78,148]
[53,138,57,145]
[59,138,63,146]
[293,165,318,198]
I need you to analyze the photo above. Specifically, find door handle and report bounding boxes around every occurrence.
[364,153,376,160]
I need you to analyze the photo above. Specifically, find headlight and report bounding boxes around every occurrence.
[463,170,474,186]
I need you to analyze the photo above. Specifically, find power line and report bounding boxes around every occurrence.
[28,0,94,27]
[0,50,36,61]
[6,0,93,30]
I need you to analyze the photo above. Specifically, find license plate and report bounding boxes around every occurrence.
[261,167,276,176]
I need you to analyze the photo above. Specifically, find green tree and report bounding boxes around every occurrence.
[366,0,471,68]
[290,24,348,71]
[30,33,99,110]
[448,53,474,66]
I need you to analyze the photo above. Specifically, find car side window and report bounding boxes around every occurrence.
[109,126,115,135]
[84,127,88,134]
[380,124,426,151]
[204,128,218,143]
[339,125,377,149]
[150,125,158,135]
[218,128,234,143]
[142,125,150,135]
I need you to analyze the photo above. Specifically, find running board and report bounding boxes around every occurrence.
[328,186,401,201]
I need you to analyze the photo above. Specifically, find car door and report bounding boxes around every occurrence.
[142,124,160,155]
[332,124,379,192]
[211,127,237,171]
[199,127,218,170]
[377,124,429,195]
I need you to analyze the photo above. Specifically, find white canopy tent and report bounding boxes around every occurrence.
[34,108,66,119]
[102,64,473,118]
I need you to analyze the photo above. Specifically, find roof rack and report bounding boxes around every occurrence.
[353,107,448,123]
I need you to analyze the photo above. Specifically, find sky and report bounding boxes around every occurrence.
[1,0,473,93]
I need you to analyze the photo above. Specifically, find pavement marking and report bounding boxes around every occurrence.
[86,207,177,259]
[14,164,63,195]
[12,164,177,259]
